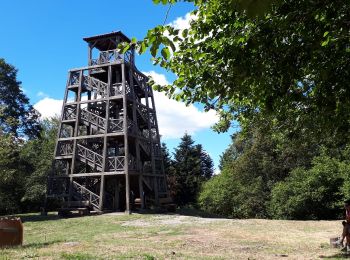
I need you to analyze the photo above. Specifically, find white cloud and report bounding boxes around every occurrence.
[34,97,62,119]
[144,71,218,139]
[169,12,197,30]
[33,71,218,139]
[145,71,169,86]
[37,91,48,98]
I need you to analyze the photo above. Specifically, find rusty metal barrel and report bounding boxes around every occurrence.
[0,217,23,247]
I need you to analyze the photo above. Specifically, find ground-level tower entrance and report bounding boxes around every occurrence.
[47,31,168,213]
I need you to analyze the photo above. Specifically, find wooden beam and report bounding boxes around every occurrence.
[122,62,131,214]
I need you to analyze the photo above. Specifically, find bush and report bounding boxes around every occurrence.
[198,166,268,218]
[269,154,344,220]
[198,169,239,217]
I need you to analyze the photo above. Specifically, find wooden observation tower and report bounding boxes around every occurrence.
[47,31,168,213]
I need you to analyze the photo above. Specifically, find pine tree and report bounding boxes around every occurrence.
[199,145,214,180]
[0,58,41,138]
[161,142,173,173]
[171,133,214,206]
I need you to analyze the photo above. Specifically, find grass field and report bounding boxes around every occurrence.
[0,210,348,259]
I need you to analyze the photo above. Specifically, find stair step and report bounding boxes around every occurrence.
[58,207,90,216]
[64,201,90,207]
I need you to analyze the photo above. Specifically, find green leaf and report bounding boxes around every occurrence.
[182,29,189,38]
[122,44,130,53]
[169,41,176,52]
[321,38,329,46]
[323,31,329,37]
[161,47,171,60]
[152,0,161,4]
[131,37,137,44]
[140,42,147,54]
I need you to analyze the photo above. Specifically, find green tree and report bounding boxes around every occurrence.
[161,142,173,174]
[199,121,322,218]
[199,145,214,180]
[269,152,344,220]
[0,132,27,214]
[218,134,241,170]
[0,58,41,138]
[133,0,350,144]
[20,118,59,210]
[161,142,176,198]
[170,133,213,205]
[0,118,58,215]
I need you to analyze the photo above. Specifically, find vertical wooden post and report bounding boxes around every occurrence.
[144,84,159,205]
[115,179,120,211]
[69,70,83,202]
[99,65,112,211]
[122,62,130,214]
[150,94,168,196]
[138,175,144,209]
[129,55,144,209]
[88,43,92,66]
[53,72,71,158]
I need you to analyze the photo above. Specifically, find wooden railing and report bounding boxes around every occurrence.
[91,50,123,65]
[76,144,103,170]
[80,109,105,131]
[110,82,132,98]
[141,129,158,141]
[90,50,132,65]
[109,118,123,132]
[111,83,123,96]
[107,156,125,171]
[79,108,126,134]
[82,75,108,98]
[133,69,151,94]
[56,140,74,156]
[106,154,137,171]
[72,181,100,210]
[68,72,80,86]
[63,105,77,121]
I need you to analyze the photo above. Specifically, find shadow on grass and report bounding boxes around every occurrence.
[136,206,228,219]
[175,207,228,218]
[320,253,350,259]
[1,240,64,250]
[1,212,69,223]
[7,212,95,223]
[19,213,60,223]
[22,240,64,249]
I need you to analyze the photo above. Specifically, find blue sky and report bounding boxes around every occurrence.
[0,0,234,171]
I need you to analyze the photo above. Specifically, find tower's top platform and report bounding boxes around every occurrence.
[83,31,131,51]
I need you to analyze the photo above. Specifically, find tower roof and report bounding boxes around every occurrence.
[83,31,131,51]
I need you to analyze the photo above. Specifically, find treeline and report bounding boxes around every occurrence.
[0,119,58,215]
[0,58,57,215]
[198,120,350,220]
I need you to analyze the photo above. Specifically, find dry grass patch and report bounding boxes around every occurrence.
[0,212,347,259]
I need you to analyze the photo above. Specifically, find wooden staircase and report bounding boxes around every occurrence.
[58,181,101,216]
[76,144,103,172]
